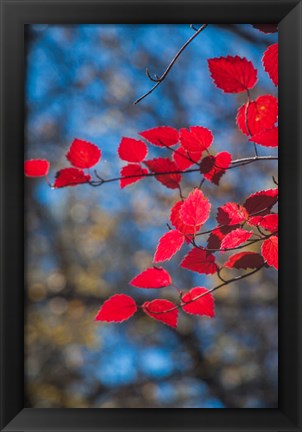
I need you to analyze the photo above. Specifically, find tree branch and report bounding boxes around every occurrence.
[133,24,208,105]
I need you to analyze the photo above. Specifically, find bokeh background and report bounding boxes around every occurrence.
[25,24,278,408]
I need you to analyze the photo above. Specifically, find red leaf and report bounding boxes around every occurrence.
[263,43,278,86]
[249,126,278,148]
[153,230,185,263]
[139,126,179,147]
[170,201,201,235]
[118,137,148,163]
[129,267,172,289]
[248,214,278,233]
[24,159,50,177]
[143,299,178,328]
[252,24,278,34]
[120,164,148,188]
[66,138,101,169]
[53,168,91,188]
[180,189,211,228]
[259,214,278,232]
[200,152,232,185]
[207,225,240,250]
[172,146,196,170]
[216,202,248,225]
[95,294,137,323]
[220,228,252,251]
[181,248,218,274]
[208,56,258,93]
[244,188,278,216]
[261,236,278,270]
[224,252,265,270]
[236,95,278,136]
[181,287,215,318]
[144,158,181,189]
[179,126,213,161]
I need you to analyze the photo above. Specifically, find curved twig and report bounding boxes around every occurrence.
[133,24,208,105]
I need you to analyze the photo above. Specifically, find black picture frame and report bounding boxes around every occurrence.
[0,0,301,431]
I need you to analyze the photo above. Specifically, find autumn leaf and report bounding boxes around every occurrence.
[144,158,181,189]
[261,236,278,270]
[220,228,253,251]
[53,168,91,188]
[208,56,258,93]
[181,248,217,274]
[200,152,232,185]
[224,252,264,270]
[179,126,213,162]
[24,159,50,177]
[244,188,278,216]
[262,43,278,86]
[236,95,278,136]
[120,164,148,188]
[95,294,137,323]
[181,287,215,317]
[180,189,211,228]
[129,267,172,289]
[216,202,248,225]
[249,126,278,148]
[143,299,178,328]
[66,138,101,169]
[170,201,202,235]
[153,230,185,263]
[118,137,148,163]
[139,126,179,147]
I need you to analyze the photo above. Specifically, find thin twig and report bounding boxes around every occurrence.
[133,24,208,105]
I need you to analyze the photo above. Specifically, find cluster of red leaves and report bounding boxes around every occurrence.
[24,139,101,188]
[95,282,215,328]
[95,186,278,327]
[25,29,278,329]
[117,125,232,189]
[208,52,278,147]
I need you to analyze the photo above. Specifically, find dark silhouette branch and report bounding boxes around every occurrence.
[133,24,208,105]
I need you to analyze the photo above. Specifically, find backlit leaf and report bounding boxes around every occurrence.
[208,56,258,93]
[53,168,91,188]
[95,294,137,323]
[236,95,278,136]
[118,137,148,163]
[180,189,211,228]
[120,164,148,188]
[170,201,202,235]
[139,126,179,147]
[24,159,50,177]
[263,43,278,86]
[129,267,172,289]
[179,126,213,161]
[216,202,248,225]
[181,287,215,317]
[173,146,196,170]
[181,248,218,274]
[200,152,232,185]
[220,228,253,251]
[249,126,278,148]
[207,225,241,251]
[66,138,101,169]
[261,236,278,270]
[143,299,178,328]
[153,230,185,263]
[144,158,181,189]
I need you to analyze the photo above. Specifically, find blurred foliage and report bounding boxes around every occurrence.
[25,24,278,408]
